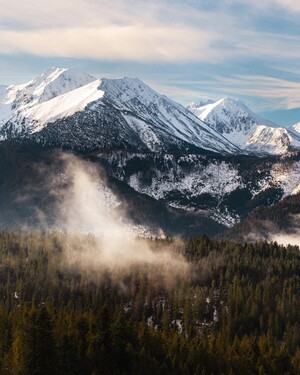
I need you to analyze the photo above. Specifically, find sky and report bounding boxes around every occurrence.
[1,0,300,125]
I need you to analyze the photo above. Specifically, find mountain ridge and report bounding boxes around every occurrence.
[3,67,300,156]
[0,67,299,239]
[187,97,300,155]
[0,67,241,154]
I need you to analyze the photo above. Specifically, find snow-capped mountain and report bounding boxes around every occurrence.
[291,122,300,132]
[0,67,101,134]
[246,125,300,154]
[4,67,300,156]
[188,98,275,130]
[288,122,300,140]
[187,97,300,155]
[0,68,300,237]
[0,67,240,154]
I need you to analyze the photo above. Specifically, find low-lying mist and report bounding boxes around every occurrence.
[46,153,189,285]
[270,233,300,247]
[231,214,300,248]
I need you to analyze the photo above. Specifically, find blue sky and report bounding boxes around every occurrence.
[1,0,300,125]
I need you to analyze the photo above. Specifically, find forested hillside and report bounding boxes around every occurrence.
[0,232,299,374]
[221,192,300,242]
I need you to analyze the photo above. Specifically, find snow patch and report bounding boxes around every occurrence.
[187,97,299,155]
[212,208,240,227]
[24,79,103,130]
[271,162,300,197]
[128,161,242,200]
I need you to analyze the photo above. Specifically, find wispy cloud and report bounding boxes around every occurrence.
[226,0,300,13]
[1,0,300,112]
[150,74,300,112]
[199,74,300,111]
[0,0,299,64]
[274,0,300,13]
[271,0,300,12]
[216,75,300,110]
[148,81,214,104]
[0,26,221,62]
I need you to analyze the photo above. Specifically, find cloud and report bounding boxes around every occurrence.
[226,0,300,13]
[271,234,300,247]
[148,81,215,104]
[0,0,299,66]
[273,0,300,12]
[0,0,225,62]
[0,26,222,62]
[49,153,190,286]
[264,0,300,13]
[1,0,300,112]
[212,75,300,110]
[147,73,300,112]
[1,0,299,64]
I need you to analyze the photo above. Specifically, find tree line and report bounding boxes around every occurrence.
[0,232,299,374]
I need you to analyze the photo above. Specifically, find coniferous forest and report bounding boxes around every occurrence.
[0,232,299,374]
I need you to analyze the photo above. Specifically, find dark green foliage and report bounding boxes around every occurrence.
[222,192,300,242]
[0,232,299,374]
[12,306,56,375]
[221,188,253,216]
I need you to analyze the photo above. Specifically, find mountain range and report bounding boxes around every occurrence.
[187,98,300,155]
[0,67,239,154]
[2,66,300,156]
[1,66,300,240]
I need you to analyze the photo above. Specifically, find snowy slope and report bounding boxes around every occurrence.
[97,78,240,153]
[2,68,300,156]
[291,122,300,133]
[0,68,240,154]
[187,98,300,155]
[287,122,300,143]
[7,67,96,106]
[0,67,97,133]
[100,149,300,229]
[188,97,275,132]
[246,126,300,154]
[20,80,104,132]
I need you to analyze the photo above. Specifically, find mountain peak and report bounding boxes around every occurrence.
[292,122,300,132]
[39,66,95,80]
[211,97,253,114]
[101,76,152,90]
[3,67,97,113]
[186,96,293,154]
[39,66,67,78]
[218,97,237,104]
[0,67,296,156]
[24,67,96,104]
[99,76,161,106]
[187,99,214,110]
[189,96,276,131]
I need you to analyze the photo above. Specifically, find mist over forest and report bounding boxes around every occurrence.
[0,143,298,374]
[0,232,299,374]
[1,25,300,373]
